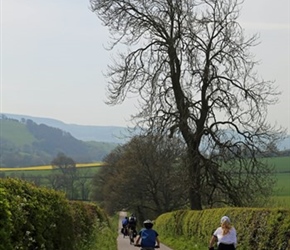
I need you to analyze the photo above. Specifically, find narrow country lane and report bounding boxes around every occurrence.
[117,211,174,250]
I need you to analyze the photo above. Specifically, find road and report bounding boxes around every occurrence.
[117,211,174,250]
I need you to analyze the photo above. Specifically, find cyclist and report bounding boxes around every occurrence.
[121,216,129,237]
[128,214,138,243]
[135,219,160,249]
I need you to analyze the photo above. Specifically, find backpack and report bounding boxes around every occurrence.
[129,216,136,223]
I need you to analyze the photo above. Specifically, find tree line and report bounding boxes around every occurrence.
[2,133,287,217]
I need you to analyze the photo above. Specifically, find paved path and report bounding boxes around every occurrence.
[117,211,174,250]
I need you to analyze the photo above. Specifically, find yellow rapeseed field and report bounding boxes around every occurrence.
[0,162,104,171]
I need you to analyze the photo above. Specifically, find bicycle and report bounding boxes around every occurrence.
[134,244,160,249]
[121,226,128,238]
[128,227,136,244]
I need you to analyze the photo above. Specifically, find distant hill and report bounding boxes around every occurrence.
[2,113,289,150]
[277,135,290,151]
[0,115,119,167]
[1,113,289,168]
[2,113,131,143]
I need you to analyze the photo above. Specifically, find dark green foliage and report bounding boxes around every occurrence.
[0,188,13,250]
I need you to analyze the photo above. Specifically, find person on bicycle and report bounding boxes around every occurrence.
[135,219,160,249]
[128,213,138,241]
[121,216,129,236]
[209,216,237,250]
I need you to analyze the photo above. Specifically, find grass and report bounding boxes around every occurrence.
[265,156,290,198]
[261,156,290,172]
[267,196,290,208]
[159,236,208,250]
[79,218,118,250]
[0,120,36,146]
[274,172,290,196]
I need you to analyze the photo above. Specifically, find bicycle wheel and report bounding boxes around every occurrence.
[129,229,134,244]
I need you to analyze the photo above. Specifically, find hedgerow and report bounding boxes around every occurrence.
[0,178,116,250]
[155,207,290,250]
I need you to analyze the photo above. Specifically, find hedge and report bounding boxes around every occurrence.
[0,178,115,250]
[155,207,290,250]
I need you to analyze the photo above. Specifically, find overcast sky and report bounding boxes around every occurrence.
[1,0,289,133]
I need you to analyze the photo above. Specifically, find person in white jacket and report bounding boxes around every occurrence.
[209,216,237,250]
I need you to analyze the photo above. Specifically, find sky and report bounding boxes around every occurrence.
[1,0,289,132]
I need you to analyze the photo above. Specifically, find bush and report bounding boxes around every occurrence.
[0,188,13,250]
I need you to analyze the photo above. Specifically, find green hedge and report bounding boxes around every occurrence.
[0,178,116,250]
[0,187,13,250]
[69,201,117,250]
[155,208,290,250]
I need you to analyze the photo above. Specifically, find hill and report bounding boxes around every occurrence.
[1,113,289,168]
[0,116,119,167]
[2,113,289,150]
[2,113,130,143]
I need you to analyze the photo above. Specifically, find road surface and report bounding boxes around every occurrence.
[117,211,174,250]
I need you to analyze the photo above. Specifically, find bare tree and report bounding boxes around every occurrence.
[51,153,77,199]
[90,0,284,209]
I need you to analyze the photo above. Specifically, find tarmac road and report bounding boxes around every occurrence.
[117,211,174,250]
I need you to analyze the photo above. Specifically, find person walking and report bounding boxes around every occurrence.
[209,216,237,250]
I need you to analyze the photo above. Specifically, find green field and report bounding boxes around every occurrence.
[0,120,36,146]
[0,164,102,178]
[274,172,290,196]
[0,156,289,207]
[261,156,290,172]
[262,156,290,197]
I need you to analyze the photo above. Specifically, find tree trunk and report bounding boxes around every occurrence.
[189,184,202,210]
[188,149,203,210]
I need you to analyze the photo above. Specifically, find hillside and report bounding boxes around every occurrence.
[0,116,118,167]
[2,113,289,150]
[1,113,289,168]
[2,113,131,143]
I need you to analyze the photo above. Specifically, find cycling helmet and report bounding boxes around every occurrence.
[143,219,153,228]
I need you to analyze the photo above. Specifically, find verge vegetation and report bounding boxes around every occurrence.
[0,178,116,250]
